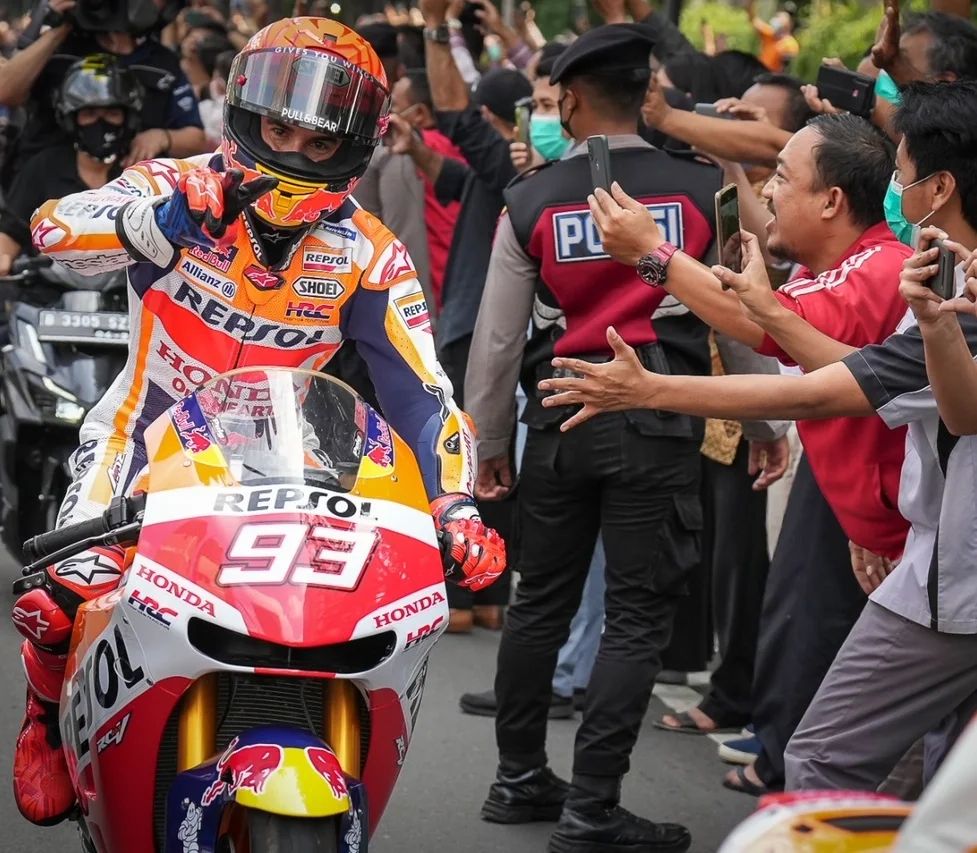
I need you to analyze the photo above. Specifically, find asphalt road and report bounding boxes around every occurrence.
[0,564,754,853]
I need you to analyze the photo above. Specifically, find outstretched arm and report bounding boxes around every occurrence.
[590,185,854,370]
[0,18,71,107]
[30,159,190,273]
[642,81,790,167]
[538,326,873,431]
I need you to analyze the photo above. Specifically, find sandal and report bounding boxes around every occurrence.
[722,765,770,797]
[653,709,744,735]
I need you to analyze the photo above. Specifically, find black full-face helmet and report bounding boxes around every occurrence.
[56,54,145,163]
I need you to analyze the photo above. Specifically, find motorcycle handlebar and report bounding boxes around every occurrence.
[23,493,145,565]
[11,256,53,276]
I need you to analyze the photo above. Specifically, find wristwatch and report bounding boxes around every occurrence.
[423,24,451,44]
[636,243,679,287]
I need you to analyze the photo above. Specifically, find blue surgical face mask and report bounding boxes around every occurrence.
[530,114,571,161]
[884,171,936,246]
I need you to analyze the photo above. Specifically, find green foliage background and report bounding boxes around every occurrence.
[529,0,939,83]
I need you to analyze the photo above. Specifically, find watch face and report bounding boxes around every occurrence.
[638,256,665,286]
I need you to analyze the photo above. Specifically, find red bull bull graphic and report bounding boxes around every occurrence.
[364,410,393,469]
[305,746,349,799]
[201,738,284,805]
[170,396,215,456]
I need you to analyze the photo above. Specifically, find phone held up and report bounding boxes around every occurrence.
[928,239,957,301]
[694,103,734,120]
[587,135,613,194]
[514,97,533,146]
[714,183,743,287]
[815,65,876,118]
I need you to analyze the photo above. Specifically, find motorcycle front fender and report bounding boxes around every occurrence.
[165,726,365,853]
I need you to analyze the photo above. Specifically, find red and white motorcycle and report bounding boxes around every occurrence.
[18,367,450,852]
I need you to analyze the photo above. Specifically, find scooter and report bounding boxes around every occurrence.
[16,366,448,852]
[0,255,128,559]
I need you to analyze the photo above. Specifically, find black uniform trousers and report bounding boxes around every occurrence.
[494,412,702,782]
[699,443,771,724]
[752,454,865,787]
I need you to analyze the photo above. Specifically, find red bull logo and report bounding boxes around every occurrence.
[202,739,284,805]
[171,397,215,456]
[305,746,349,799]
[364,412,394,469]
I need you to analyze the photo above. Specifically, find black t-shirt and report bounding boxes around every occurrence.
[0,143,120,250]
[14,34,202,173]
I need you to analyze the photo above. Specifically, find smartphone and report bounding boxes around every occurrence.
[815,65,876,118]
[514,97,532,146]
[694,103,734,120]
[929,239,957,301]
[587,135,613,193]
[715,183,743,278]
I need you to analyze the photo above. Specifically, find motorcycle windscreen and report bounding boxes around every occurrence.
[169,368,368,493]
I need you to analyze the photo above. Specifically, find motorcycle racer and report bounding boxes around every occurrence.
[11,17,504,826]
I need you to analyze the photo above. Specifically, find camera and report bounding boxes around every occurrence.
[71,0,162,33]
[36,0,178,34]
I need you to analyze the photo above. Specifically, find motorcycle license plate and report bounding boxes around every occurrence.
[37,310,130,344]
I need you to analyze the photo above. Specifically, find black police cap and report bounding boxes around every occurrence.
[549,23,656,85]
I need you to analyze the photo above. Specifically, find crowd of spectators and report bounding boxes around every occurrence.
[4,0,977,847]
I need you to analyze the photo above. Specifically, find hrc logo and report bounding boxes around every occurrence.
[552,203,684,263]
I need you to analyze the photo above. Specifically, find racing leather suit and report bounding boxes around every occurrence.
[30,153,476,610]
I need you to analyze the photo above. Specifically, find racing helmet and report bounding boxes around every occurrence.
[222,18,391,227]
[56,54,144,163]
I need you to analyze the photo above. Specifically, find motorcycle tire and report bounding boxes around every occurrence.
[229,810,340,853]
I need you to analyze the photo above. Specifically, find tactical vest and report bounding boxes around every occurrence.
[505,146,721,437]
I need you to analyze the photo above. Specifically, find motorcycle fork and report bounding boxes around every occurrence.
[177,674,217,771]
[325,679,361,775]
[176,675,362,774]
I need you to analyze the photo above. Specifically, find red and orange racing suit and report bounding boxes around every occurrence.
[31,153,476,603]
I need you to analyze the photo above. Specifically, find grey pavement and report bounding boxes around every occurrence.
[0,569,753,853]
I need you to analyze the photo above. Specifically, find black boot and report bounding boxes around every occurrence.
[548,776,691,853]
[460,689,575,719]
[481,764,570,824]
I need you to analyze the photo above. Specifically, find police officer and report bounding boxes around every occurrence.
[465,24,721,853]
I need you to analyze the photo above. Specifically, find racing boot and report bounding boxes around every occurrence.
[11,588,76,825]
[481,762,570,824]
[548,775,691,853]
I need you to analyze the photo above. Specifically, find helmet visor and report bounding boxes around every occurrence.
[60,55,142,114]
[227,48,389,144]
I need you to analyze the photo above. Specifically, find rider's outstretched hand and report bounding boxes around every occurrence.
[431,493,506,592]
[154,168,279,251]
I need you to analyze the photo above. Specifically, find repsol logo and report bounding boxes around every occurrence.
[373,591,446,628]
[213,487,370,518]
[173,283,338,348]
[552,203,684,263]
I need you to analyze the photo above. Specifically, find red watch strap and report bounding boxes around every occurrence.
[653,242,679,264]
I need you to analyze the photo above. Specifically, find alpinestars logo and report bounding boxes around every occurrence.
[56,553,122,585]
[244,265,284,291]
